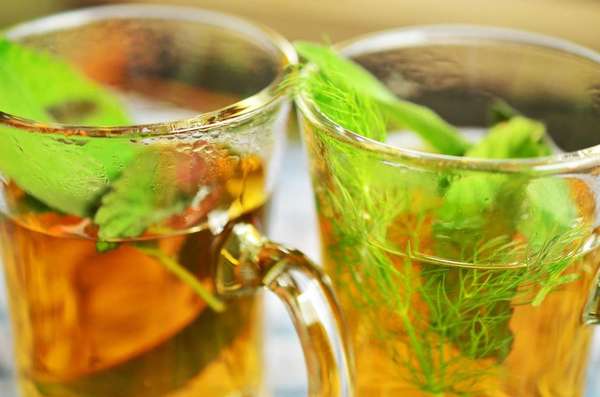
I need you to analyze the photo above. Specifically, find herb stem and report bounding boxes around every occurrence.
[382,101,470,156]
[137,246,226,312]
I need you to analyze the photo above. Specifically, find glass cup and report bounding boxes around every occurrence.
[0,5,351,397]
[297,26,600,396]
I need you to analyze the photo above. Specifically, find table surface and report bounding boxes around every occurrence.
[1,141,600,397]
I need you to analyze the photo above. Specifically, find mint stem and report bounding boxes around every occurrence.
[136,246,226,312]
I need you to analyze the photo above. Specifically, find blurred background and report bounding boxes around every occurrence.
[1,1,600,396]
[0,0,599,50]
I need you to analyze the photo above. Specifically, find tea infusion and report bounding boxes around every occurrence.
[298,42,598,396]
[0,39,268,397]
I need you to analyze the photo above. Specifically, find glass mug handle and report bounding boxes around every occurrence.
[583,269,600,325]
[217,223,353,397]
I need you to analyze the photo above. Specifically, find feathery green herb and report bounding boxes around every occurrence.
[298,41,587,394]
[296,42,472,154]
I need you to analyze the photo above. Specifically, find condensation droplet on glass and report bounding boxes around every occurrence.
[590,84,600,111]
[208,209,230,235]
[191,186,211,208]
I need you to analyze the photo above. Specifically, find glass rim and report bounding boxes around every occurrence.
[296,25,600,174]
[0,4,298,138]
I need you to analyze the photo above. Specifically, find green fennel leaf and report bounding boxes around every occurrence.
[0,38,137,216]
[301,39,585,390]
[295,41,471,154]
[466,116,551,159]
[295,41,398,104]
[429,116,581,363]
[296,43,387,141]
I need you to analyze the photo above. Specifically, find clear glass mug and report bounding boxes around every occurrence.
[297,26,600,396]
[0,5,351,397]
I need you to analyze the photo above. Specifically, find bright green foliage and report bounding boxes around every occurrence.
[0,40,225,311]
[298,61,387,141]
[435,117,555,252]
[295,41,398,105]
[299,40,586,394]
[466,117,551,159]
[518,177,580,251]
[430,116,579,366]
[94,149,190,241]
[295,41,471,155]
[295,42,387,141]
[0,38,137,216]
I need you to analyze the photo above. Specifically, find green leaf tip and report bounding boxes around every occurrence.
[295,41,471,154]
[0,38,137,216]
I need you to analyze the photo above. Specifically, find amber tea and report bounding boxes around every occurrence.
[316,174,598,396]
[0,213,263,397]
[0,8,283,396]
[297,31,600,397]
[0,144,268,397]
[0,7,356,397]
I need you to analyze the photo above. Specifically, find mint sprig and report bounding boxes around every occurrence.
[94,148,190,241]
[435,117,552,252]
[0,39,225,312]
[0,38,138,216]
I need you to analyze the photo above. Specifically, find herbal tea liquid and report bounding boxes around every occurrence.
[298,33,600,397]
[324,247,597,396]
[311,129,598,396]
[0,213,264,397]
[0,149,269,397]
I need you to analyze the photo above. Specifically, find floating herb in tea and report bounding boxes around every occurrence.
[297,41,589,394]
[0,38,226,311]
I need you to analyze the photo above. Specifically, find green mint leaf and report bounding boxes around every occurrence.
[435,117,552,254]
[0,38,137,216]
[430,116,582,363]
[94,148,191,241]
[0,39,130,125]
[487,98,520,125]
[94,147,235,312]
[466,116,551,159]
[518,177,580,251]
[295,41,471,154]
[0,40,228,316]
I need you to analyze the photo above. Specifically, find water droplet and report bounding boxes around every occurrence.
[191,187,211,208]
[590,84,600,111]
[208,209,230,235]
